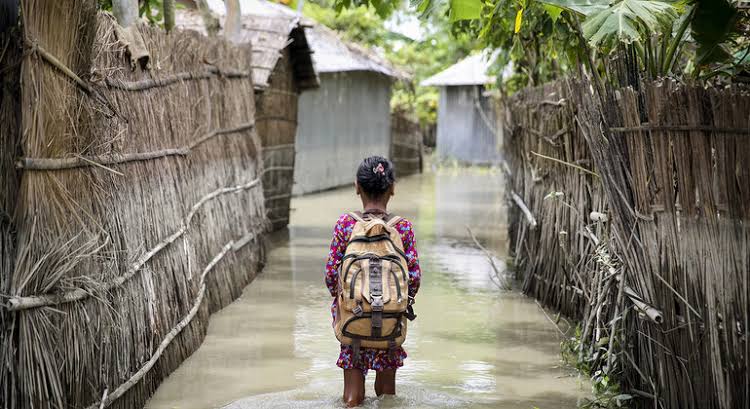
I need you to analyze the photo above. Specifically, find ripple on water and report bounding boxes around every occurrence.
[222,382,482,409]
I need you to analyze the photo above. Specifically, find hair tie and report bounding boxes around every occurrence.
[373,163,385,175]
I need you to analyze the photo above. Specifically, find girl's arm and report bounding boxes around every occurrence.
[324,214,354,297]
[397,219,422,298]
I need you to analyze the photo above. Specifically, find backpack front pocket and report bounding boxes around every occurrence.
[341,313,403,341]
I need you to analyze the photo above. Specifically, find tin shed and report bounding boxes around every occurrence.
[421,51,509,165]
[293,24,407,195]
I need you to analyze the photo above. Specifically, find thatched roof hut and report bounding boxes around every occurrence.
[176,0,318,230]
[1,2,267,408]
[293,23,409,194]
[422,51,510,165]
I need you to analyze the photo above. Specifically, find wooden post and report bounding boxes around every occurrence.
[112,0,139,27]
[224,0,242,43]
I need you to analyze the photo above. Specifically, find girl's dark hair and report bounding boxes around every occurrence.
[356,156,396,197]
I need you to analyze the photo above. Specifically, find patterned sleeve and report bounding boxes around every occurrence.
[395,219,421,298]
[324,214,355,297]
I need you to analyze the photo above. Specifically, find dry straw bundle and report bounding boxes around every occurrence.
[506,76,750,408]
[1,1,267,408]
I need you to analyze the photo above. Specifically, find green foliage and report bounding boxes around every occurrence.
[581,0,676,50]
[333,0,398,18]
[535,0,608,15]
[561,325,633,409]
[334,0,748,89]
[448,0,482,21]
[474,0,581,89]
[304,2,391,45]
[691,0,739,69]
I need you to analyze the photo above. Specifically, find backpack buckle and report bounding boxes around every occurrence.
[353,304,363,317]
[371,295,384,311]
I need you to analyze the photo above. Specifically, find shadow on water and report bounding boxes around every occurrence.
[146,169,588,409]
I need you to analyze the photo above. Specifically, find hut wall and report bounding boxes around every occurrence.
[294,71,392,195]
[390,111,422,177]
[507,78,750,409]
[0,4,266,409]
[256,48,298,230]
[436,85,501,165]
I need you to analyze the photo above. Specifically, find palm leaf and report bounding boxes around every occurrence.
[536,0,610,16]
[581,0,676,48]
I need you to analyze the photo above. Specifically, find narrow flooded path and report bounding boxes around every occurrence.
[147,170,586,409]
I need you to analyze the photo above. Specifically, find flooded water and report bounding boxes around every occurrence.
[146,169,587,409]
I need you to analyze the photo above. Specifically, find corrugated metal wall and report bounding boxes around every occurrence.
[294,71,392,195]
[436,85,502,164]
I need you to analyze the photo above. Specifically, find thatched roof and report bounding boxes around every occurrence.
[179,0,408,83]
[175,0,318,91]
[421,49,511,87]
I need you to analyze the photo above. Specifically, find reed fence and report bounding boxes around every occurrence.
[505,82,606,319]
[256,48,297,230]
[505,77,750,409]
[390,110,423,177]
[0,2,267,408]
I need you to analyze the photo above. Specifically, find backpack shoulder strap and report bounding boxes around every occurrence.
[349,211,366,223]
[385,214,402,227]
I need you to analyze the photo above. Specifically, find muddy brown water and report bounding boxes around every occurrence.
[146,169,588,409]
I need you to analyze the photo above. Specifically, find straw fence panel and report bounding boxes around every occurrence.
[390,111,423,177]
[570,79,750,409]
[505,82,606,319]
[1,3,266,408]
[256,48,297,230]
[507,77,750,408]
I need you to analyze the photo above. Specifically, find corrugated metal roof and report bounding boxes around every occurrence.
[421,50,510,87]
[175,0,319,90]
[304,23,408,79]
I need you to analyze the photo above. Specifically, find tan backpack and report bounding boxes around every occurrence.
[334,211,416,358]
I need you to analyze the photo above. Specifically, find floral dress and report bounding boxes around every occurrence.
[325,213,422,374]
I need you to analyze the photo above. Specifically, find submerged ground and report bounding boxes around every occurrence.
[146,169,587,409]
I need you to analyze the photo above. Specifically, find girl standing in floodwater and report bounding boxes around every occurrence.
[324,156,422,407]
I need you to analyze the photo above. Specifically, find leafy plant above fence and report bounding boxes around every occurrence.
[334,0,750,91]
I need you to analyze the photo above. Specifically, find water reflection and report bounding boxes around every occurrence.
[146,169,586,409]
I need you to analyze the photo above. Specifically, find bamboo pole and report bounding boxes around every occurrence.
[84,234,255,409]
[510,191,537,228]
[16,122,255,171]
[163,0,175,32]
[105,67,250,91]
